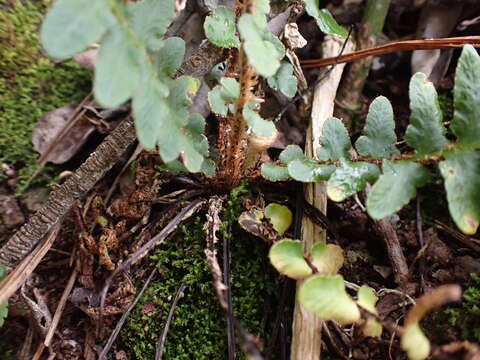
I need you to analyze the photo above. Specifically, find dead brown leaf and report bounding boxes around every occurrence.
[32,105,96,164]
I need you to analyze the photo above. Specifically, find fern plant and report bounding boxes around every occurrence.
[257,203,461,360]
[40,0,347,185]
[41,0,213,174]
[37,1,480,359]
[262,45,480,236]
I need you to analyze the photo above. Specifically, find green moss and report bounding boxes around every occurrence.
[443,274,480,342]
[120,184,278,359]
[0,0,90,190]
[426,274,480,344]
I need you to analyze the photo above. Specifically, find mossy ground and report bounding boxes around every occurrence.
[120,185,280,359]
[0,0,90,190]
[424,274,480,344]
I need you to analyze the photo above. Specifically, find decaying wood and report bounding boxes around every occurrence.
[204,196,265,359]
[0,117,137,269]
[291,36,355,360]
[0,224,60,304]
[204,197,228,309]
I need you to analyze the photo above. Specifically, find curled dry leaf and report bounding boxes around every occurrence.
[32,105,96,164]
[284,23,307,49]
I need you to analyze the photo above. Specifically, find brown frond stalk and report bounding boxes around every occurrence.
[217,0,259,189]
[301,36,480,69]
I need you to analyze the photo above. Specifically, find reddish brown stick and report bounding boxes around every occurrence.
[301,36,480,68]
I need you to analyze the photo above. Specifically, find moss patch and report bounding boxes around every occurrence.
[424,274,480,344]
[0,0,90,190]
[443,274,480,342]
[120,185,279,359]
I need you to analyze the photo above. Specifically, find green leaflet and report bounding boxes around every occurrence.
[451,45,480,147]
[238,13,283,77]
[243,104,276,137]
[310,243,344,275]
[208,77,240,116]
[260,163,290,181]
[357,286,382,337]
[253,0,270,16]
[367,160,429,219]
[327,160,379,202]
[405,72,447,154]
[357,286,378,314]
[288,158,335,182]
[302,0,347,38]
[264,203,293,235]
[439,151,480,235]
[298,274,360,324]
[0,266,7,328]
[267,61,298,98]
[133,66,167,149]
[355,96,399,159]
[163,157,215,177]
[40,0,115,59]
[279,145,305,164]
[155,37,186,76]
[94,25,143,108]
[133,75,206,172]
[260,145,304,181]
[269,239,312,280]
[401,323,430,360]
[317,117,352,161]
[126,0,174,51]
[204,6,239,49]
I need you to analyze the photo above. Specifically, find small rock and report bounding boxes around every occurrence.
[0,195,25,227]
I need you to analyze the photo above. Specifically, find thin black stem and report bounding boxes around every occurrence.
[99,200,204,327]
[98,268,157,360]
[224,227,236,360]
[265,279,291,359]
